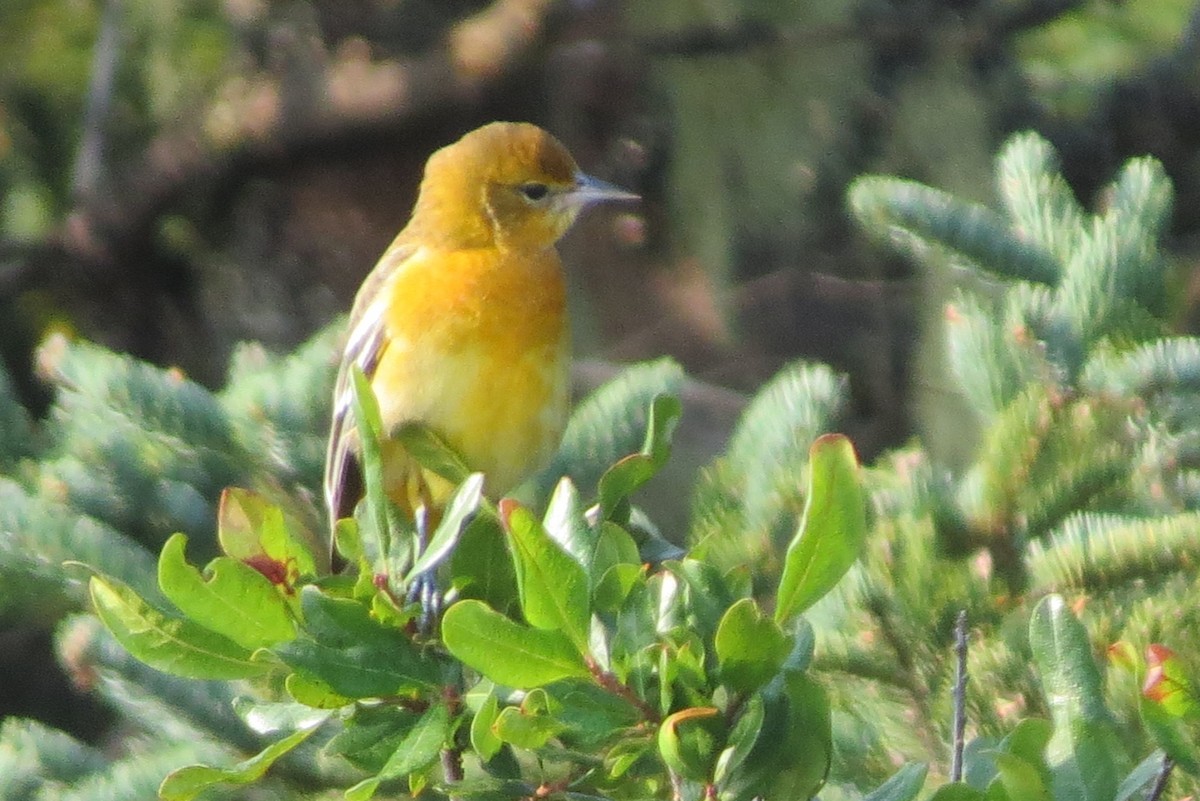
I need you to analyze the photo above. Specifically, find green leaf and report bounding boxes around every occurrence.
[273,587,438,698]
[545,678,641,748]
[1029,594,1124,800]
[345,701,450,801]
[997,718,1052,772]
[539,358,685,502]
[217,487,317,581]
[1139,700,1199,775]
[159,720,324,801]
[158,534,296,650]
[864,763,929,801]
[470,692,503,761]
[670,558,735,641]
[542,477,593,568]
[1140,645,1200,774]
[395,422,472,486]
[503,501,591,652]
[714,693,764,785]
[593,563,643,612]
[406,473,484,579]
[1115,752,1168,801]
[591,522,640,579]
[596,394,682,521]
[658,707,723,782]
[927,784,987,801]
[89,575,268,680]
[323,706,421,772]
[285,672,354,709]
[717,361,846,542]
[775,434,867,624]
[1143,644,1200,719]
[451,512,519,612]
[991,753,1051,801]
[718,673,831,801]
[716,598,792,692]
[494,703,564,749]
[591,523,642,610]
[349,367,391,566]
[442,600,590,688]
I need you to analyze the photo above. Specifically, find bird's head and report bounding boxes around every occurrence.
[409,122,637,250]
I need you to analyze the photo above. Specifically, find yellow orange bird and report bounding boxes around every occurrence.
[324,121,637,544]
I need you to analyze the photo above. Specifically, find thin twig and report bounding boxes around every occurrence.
[441,683,465,801]
[588,659,660,723]
[950,610,969,783]
[1146,755,1174,801]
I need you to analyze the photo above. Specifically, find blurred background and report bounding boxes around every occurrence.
[2,0,1199,748]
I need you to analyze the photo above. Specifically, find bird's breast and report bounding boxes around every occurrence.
[374,246,570,494]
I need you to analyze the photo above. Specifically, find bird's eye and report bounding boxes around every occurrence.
[518,182,550,203]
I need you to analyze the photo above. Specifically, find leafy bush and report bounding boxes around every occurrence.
[3,132,1200,800]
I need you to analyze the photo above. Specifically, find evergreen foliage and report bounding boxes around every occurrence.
[4,131,1200,799]
[0,323,338,626]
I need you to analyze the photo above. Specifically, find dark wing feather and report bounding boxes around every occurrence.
[323,242,416,537]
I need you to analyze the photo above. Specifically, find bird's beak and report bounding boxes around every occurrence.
[570,172,639,206]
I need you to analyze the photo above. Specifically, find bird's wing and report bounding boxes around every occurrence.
[323,241,418,534]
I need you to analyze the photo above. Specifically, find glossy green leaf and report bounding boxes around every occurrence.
[89,575,268,680]
[323,706,421,773]
[1029,594,1124,800]
[714,693,765,785]
[394,422,472,486]
[717,673,830,801]
[217,487,317,586]
[442,600,590,688]
[345,701,450,801]
[670,558,735,641]
[596,394,682,521]
[158,534,296,650]
[715,598,791,692]
[451,512,518,612]
[159,715,325,800]
[658,707,723,782]
[775,433,866,624]
[545,678,641,748]
[864,762,929,801]
[593,563,643,611]
[591,522,639,578]
[543,476,593,567]
[1115,752,1168,801]
[406,473,484,579]
[1142,644,1200,720]
[273,587,438,697]
[470,691,503,761]
[540,358,685,502]
[234,697,331,734]
[1141,698,1200,775]
[285,672,354,709]
[927,784,987,801]
[504,501,590,651]
[992,753,1050,801]
[494,704,564,749]
[998,718,1052,768]
[334,518,363,570]
[349,367,391,565]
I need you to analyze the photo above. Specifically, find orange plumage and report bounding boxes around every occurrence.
[324,122,635,537]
